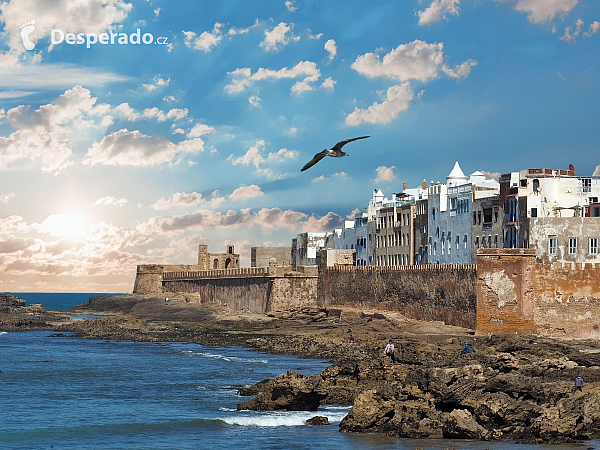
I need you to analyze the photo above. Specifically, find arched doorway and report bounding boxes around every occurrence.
[213,259,219,269]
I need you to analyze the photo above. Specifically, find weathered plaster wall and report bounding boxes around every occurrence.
[476,248,600,338]
[475,249,536,334]
[318,265,477,328]
[530,217,600,264]
[532,262,600,338]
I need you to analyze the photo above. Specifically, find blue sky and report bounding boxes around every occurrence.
[0,0,599,291]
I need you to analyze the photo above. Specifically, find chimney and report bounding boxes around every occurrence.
[422,179,427,190]
[403,181,407,192]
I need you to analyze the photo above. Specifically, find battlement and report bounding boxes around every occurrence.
[163,267,269,280]
[326,264,476,272]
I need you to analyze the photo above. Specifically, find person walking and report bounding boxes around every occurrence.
[385,340,396,363]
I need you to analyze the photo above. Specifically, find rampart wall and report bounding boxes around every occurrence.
[318,264,478,329]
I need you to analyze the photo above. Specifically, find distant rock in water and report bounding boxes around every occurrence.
[305,416,329,426]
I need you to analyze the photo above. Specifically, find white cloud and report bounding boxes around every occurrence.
[284,127,298,137]
[267,148,298,162]
[594,165,600,177]
[496,0,578,24]
[417,0,460,25]
[584,21,600,37]
[334,172,347,179]
[229,140,267,169]
[442,59,478,79]
[374,165,396,183]
[225,61,321,95]
[321,77,336,90]
[561,18,584,42]
[260,22,300,51]
[0,192,16,203]
[183,22,224,52]
[142,107,188,122]
[142,75,170,91]
[188,123,216,138]
[154,7,161,16]
[163,95,178,103]
[308,31,324,40]
[95,196,128,207]
[228,19,260,36]
[311,175,327,183]
[152,192,205,210]
[0,64,131,89]
[137,208,343,235]
[229,185,264,200]
[113,102,140,120]
[0,85,109,173]
[324,39,337,60]
[285,0,299,12]
[345,82,414,126]
[248,95,262,108]
[352,40,450,82]
[228,140,297,176]
[83,129,204,167]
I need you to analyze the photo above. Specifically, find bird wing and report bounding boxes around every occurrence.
[301,150,328,171]
[332,135,370,152]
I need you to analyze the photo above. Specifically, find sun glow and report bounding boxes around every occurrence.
[39,213,88,238]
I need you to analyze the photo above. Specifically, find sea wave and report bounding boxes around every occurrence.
[181,350,268,364]
[0,331,7,336]
[218,407,350,427]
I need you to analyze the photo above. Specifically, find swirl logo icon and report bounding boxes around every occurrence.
[20,20,36,50]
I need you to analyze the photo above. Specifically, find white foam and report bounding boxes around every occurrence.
[0,331,7,336]
[219,407,350,427]
[184,350,267,364]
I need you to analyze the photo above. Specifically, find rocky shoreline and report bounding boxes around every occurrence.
[3,293,600,444]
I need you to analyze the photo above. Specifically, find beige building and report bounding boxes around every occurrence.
[198,244,239,270]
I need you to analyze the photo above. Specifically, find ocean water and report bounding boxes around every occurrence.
[0,333,596,450]
[4,292,124,311]
[1,296,598,449]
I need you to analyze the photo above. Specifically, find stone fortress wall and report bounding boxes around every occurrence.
[133,246,600,337]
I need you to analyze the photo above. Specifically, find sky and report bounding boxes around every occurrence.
[1,0,599,292]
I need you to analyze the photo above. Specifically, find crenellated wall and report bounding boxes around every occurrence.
[318,264,478,329]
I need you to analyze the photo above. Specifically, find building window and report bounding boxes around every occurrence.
[464,235,468,249]
[494,234,498,248]
[436,227,440,238]
[475,236,479,248]
[456,235,460,250]
[590,238,598,255]
[473,212,477,224]
[429,238,432,256]
[568,237,577,254]
[531,208,537,218]
[432,207,436,220]
[548,236,557,255]
[434,242,437,256]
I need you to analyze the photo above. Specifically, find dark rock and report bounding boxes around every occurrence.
[305,416,329,425]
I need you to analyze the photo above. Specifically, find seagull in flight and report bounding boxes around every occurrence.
[301,136,370,172]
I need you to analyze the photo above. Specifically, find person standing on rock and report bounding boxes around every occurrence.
[573,376,584,394]
[460,342,472,357]
[385,340,396,363]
